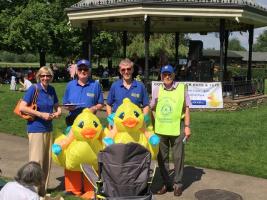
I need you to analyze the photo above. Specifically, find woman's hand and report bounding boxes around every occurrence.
[52,111,61,119]
[40,112,53,121]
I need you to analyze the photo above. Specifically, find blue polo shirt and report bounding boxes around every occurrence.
[23,83,58,133]
[63,79,104,116]
[107,79,149,112]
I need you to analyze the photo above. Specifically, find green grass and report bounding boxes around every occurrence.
[186,106,267,178]
[1,82,267,196]
[0,62,66,68]
[0,62,41,68]
[0,83,67,136]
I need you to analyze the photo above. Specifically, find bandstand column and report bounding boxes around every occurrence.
[247,25,254,81]
[122,31,127,58]
[175,32,180,64]
[83,21,93,67]
[144,15,150,87]
[219,19,225,82]
[224,30,229,81]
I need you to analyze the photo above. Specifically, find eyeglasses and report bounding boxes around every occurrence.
[162,73,172,77]
[40,74,52,78]
[78,67,89,72]
[120,68,132,72]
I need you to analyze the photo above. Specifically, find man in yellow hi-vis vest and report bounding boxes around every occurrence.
[150,64,191,197]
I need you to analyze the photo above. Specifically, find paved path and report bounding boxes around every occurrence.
[1,132,266,200]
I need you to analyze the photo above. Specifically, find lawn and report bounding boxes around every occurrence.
[0,83,68,136]
[0,81,267,199]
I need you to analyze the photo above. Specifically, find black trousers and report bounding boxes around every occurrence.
[157,124,185,188]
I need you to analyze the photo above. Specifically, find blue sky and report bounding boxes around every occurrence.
[189,0,267,50]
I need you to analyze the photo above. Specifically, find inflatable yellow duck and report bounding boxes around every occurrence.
[103,98,159,159]
[52,108,103,171]
[52,108,103,198]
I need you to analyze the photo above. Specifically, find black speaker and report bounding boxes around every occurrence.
[188,40,203,61]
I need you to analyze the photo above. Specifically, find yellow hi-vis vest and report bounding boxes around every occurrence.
[155,83,185,136]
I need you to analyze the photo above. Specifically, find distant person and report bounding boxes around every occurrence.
[10,75,16,91]
[68,60,77,80]
[19,75,32,92]
[0,161,44,200]
[102,68,109,78]
[27,70,35,82]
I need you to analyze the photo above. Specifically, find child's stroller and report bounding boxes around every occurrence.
[81,142,154,200]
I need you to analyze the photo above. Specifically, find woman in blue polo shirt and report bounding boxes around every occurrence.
[19,66,61,197]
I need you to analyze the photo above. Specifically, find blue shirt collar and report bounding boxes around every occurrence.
[75,79,93,86]
[119,79,137,88]
[36,83,49,92]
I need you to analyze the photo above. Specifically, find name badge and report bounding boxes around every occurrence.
[131,93,140,98]
[48,95,54,101]
[87,93,95,97]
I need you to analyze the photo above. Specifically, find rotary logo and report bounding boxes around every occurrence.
[160,104,172,115]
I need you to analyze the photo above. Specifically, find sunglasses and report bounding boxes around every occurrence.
[40,74,52,78]
[162,73,172,77]
[120,68,132,72]
[78,67,89,72]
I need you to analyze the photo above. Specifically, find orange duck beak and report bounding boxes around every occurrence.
[122,117,138,128]
[81,128,97,139]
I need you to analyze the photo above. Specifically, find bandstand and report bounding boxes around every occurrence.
[66,0,267,104]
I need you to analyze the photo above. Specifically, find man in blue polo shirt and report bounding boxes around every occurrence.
[106,58,149,117]
[104,58,151,145]
[63,59,104,126]
[60,59,104,196]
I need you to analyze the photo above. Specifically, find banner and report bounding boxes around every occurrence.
[152,81,223,108]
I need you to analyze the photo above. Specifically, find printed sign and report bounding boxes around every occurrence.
[152,81,223,108]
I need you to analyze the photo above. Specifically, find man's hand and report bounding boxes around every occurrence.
[184,126,191,139]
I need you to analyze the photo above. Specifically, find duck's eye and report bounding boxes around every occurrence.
[93,121,98,128]
[78,121,84,128]
[118,112,125,119]
[134,111,139,118]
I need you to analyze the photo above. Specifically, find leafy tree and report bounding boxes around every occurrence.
[127,33,188,59]
[253,29,267,52]
[93,31,119,65]
[228,38,246,51]
[1,0,81,65]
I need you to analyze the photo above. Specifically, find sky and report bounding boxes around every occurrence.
[189,0,267,50]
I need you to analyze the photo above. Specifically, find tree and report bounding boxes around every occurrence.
[93,31,120,66]
[253,29,267,52]
[127,33,188,60]
[228,38,246,51]
[2,0,81,65]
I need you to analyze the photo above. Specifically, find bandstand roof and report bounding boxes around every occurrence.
[66,0,267,33]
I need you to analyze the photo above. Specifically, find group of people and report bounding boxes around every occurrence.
[0,57,191,199]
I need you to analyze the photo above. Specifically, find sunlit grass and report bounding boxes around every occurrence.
[1,82,267,181]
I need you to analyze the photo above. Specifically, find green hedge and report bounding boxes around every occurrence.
[228,66,267,79]
[0,51,64,64]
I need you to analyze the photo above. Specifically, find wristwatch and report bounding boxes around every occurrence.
[184,124,190,128]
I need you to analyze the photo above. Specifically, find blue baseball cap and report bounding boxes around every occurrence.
[77,59,90,68]
[161,64,174,74]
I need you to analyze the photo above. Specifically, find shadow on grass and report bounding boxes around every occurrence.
[151,166,205,193]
